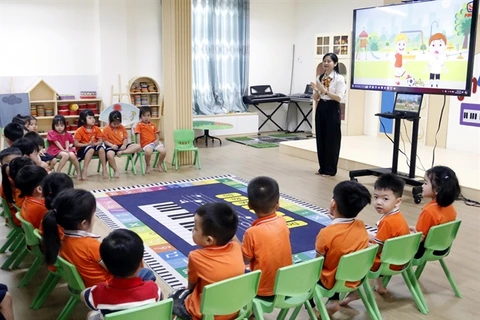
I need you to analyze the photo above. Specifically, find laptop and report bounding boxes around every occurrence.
[290,84,313,99]
[378,92,423,118]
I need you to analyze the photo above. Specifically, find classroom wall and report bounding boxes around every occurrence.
[0,0,162,106]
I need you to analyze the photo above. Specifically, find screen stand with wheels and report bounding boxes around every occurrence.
[349,113,424,203]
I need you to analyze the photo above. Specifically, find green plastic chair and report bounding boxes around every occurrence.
[413,220,462,298]
[367,232,428,317]
[14,212,45,287]
[255,257,324,320]
[172,129,200,171]
[30,229,62,310]
[130,126,167,174]
[312,245,380,320]
[104,298,173,319]
[0,198,26,270]
[55,255,86,320]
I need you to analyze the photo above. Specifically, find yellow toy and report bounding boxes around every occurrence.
[70,103,79,111]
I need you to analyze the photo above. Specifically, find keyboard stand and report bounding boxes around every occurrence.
[289,100,313,133]
[349,113,424,204]
[252,102,288,132]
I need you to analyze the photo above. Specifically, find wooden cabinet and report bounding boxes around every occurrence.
[315,34,350,59]
[27,79,103,136]
[128,76,163,138]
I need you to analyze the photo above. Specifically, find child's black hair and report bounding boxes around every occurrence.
[78,110,95,128]
[0,147,22,165]
[11,114,30,126]
[12,137,39,155]
[195,202,238,246]
[109,111,122,124]
[42,189,96,265]
[247,176,280,214]
[333,180,371,219]
[4,122,25,143]
[52,115,68,133]
[14,165,48,198]
[24,131,45,149]
[41,173,74,209]
[374,173,405,198]
[426,166,461,207]
[1,157,35,203]
[139,106,152,119]
[100,229,144,278]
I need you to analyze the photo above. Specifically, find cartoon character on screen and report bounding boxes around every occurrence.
[426,33,447,88]
[393,33,409,85]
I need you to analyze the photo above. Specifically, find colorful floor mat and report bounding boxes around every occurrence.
[92,175,337,289]
[226,133,309,148]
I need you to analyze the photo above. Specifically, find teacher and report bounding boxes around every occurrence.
[311,53,346,177]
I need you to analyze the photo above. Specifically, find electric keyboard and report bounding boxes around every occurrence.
[242,93,290,105]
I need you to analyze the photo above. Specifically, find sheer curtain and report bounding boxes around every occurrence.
[192,0,249,115]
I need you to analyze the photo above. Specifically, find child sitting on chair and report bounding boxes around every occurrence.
[310,180,371,318]
[239,176,292,297]
[74,110,107,180]
[170,203,244,320]
[24,131,57,172]
[134,106,166,174]
[81,229,162,319]
[103,111,141,178]
[341,174,410,305]
[15,165,48,229]
[410,166,460,259]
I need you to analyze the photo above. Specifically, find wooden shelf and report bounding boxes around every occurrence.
[57,99,102,103]
[134,105,160,107]
[31,100,55,103]
[130,92,159,95]
[36,114,99,120]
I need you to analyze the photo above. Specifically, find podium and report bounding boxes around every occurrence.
[349,112,424,203]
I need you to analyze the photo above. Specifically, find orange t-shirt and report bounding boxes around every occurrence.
[134,122,158,147]
[242,214,293,296]
[185,242,244,320]
[21,196,47,230]
[315,218,369,289]
[415,200,457,238]
[60,231,113,288]
[372,210,410,271]
[102,124,128,146]
[74,126,103,149]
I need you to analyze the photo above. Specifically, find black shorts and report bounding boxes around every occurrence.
[429,73,440,80]
[169,288,192,320]
[0,284,6,320]
[414,241,450,259]
[104,143,133,154]
[77,145,104,161]
[309,280,340,308]
[40,153,55,162]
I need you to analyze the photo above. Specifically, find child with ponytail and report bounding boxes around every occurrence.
[410,166,461,258]
[41,189,156,288]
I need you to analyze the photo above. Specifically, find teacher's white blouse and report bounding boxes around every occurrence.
[316,72,346,102]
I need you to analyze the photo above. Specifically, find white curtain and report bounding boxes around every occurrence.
[192,0,249,115]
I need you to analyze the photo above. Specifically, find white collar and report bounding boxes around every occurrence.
[376,208,400,226]
[63,229,101,239]
[330,217,355,225]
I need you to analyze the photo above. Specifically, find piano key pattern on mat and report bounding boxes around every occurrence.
[93,175,378,290]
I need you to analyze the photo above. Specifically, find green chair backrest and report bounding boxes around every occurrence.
[272,257,324,308]
[200,270,261,320]
[173,129,195,149]
[15,212,40,247]
[333,245,378,292]
[423,220,461,252]
[1,198,19,230]
[104,299,173,319]
[380,232,422,267]
[56,256,86,296]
